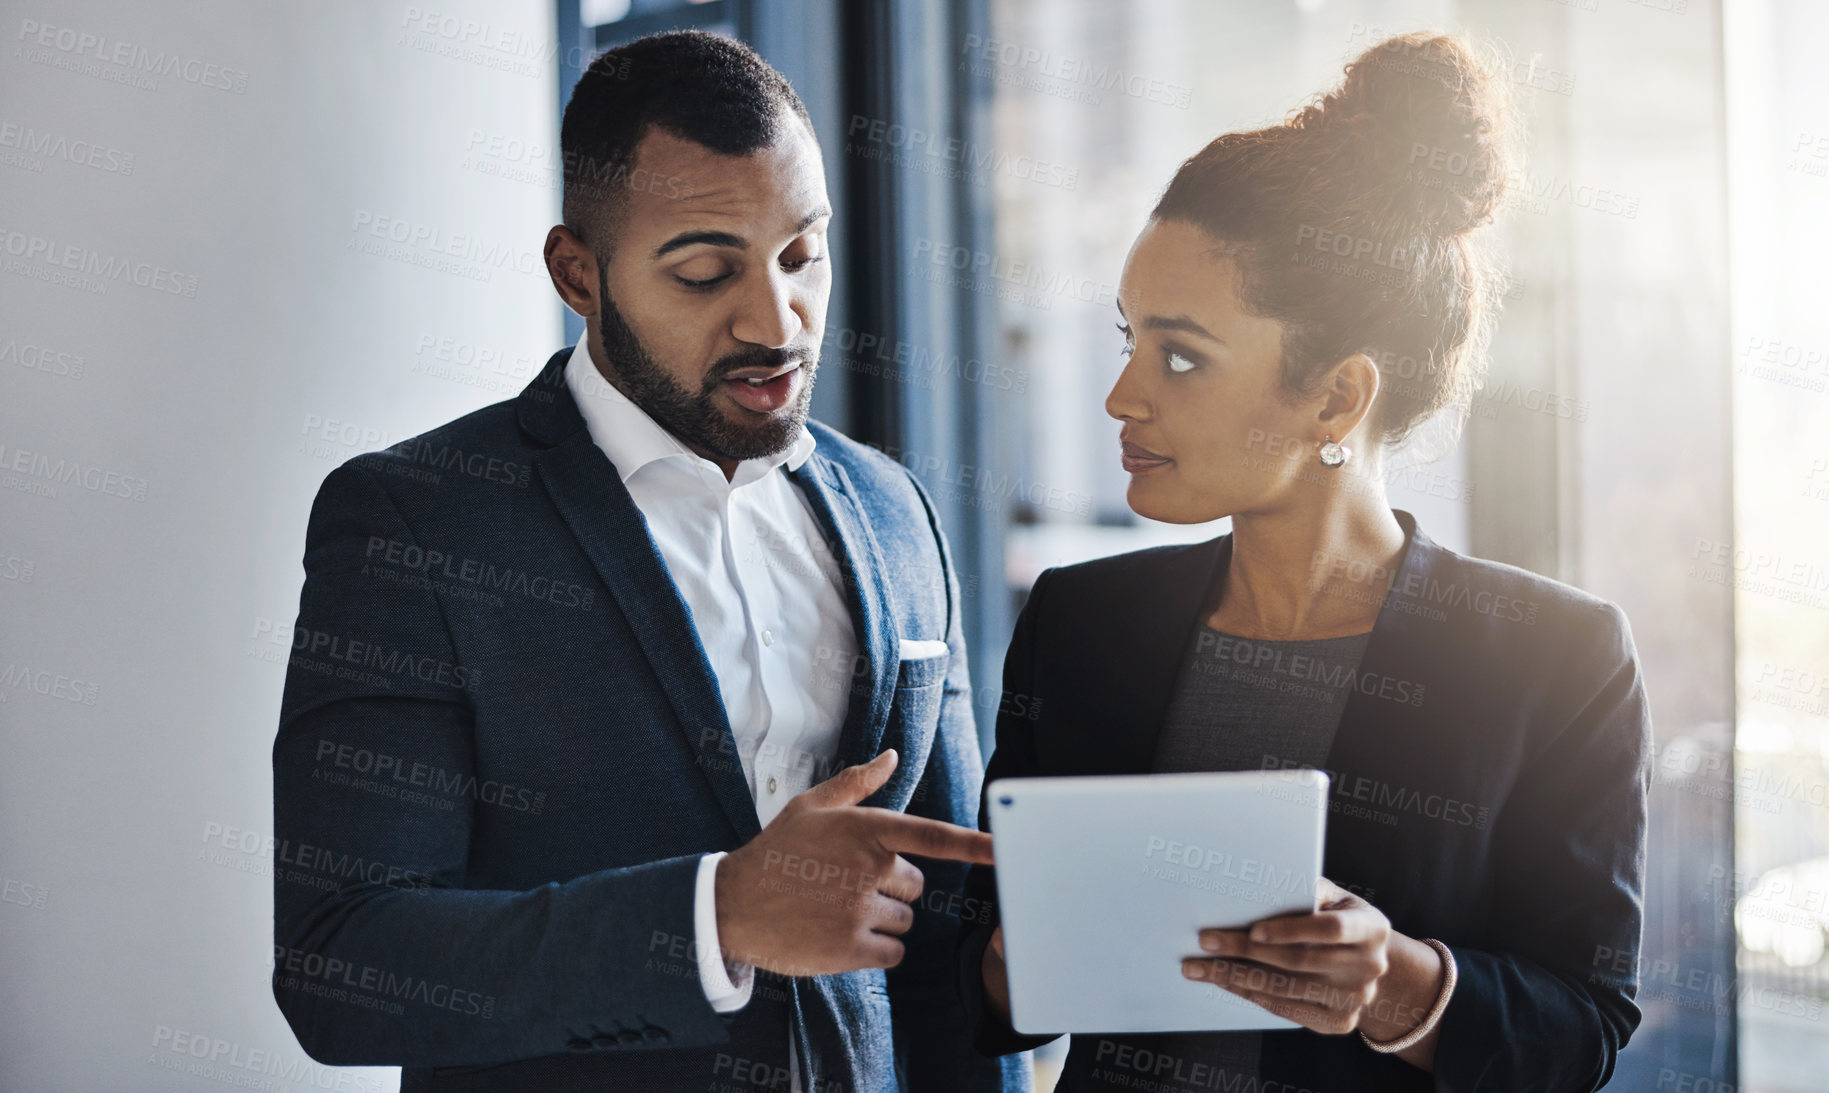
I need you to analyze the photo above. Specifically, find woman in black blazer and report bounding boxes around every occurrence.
[960,32,1650,1093]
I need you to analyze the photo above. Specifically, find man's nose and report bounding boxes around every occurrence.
[731,271,803,349]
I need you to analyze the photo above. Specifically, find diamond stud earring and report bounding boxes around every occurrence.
[1318,436,1351,467]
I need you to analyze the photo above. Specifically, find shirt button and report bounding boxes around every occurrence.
[762,629,776,647]
[767,776,779,794]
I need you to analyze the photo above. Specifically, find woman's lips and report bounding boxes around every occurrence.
[1120,440,1172,474]
[722,365,801,413]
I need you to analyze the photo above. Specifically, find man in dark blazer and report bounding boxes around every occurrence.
[271,31,1025,1093]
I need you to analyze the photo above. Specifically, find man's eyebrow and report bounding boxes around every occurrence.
[1142,314,1224,343]
[795,205,833,234]
[650,206,832,261]
[652,230,746,259]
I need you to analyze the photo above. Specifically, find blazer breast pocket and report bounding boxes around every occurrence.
[894,638,950,689]
[886,642,949,756]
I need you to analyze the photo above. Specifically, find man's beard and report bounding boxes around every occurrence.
[594,261,817,464]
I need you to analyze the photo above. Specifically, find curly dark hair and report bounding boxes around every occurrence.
[1154,32,1519,448]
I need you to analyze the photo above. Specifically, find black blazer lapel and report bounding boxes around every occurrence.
[518,350,761,843]
[787,455,900,792]
[1070,536,1229,776]
[1318,512,1465,919]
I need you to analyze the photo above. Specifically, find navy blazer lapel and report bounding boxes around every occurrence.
[518,350,761,843]
[787,454,898,783]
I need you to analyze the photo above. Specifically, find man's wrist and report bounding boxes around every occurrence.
[694,853,753,1011]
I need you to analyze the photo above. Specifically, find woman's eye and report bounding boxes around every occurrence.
[782,254,826,273]
[1166,351,1197,374]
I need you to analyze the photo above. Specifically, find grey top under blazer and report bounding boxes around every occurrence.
[271,346,1028,1093]
[957,513,1651,1093]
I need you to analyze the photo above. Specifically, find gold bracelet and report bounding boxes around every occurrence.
[1360,938,1457,1054]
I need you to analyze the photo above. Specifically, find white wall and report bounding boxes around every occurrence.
[1,2,560,1088]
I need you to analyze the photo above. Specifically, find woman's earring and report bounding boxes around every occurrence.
[1318,436,1351,468]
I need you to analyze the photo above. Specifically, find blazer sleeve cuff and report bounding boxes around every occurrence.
[957,918,1061,1057]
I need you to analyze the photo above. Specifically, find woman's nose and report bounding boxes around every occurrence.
[1105,358,1151,422]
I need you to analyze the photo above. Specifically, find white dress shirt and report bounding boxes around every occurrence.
[563,333,859,1042]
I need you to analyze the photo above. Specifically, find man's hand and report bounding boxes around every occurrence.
[714,749,995,977]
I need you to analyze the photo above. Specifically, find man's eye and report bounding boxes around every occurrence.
[675,272,730,289]
[1166,351,1197,374]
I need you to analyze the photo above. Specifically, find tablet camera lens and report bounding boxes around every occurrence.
[998,795,1014,807]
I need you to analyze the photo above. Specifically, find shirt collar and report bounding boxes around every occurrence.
[563,330,816,486]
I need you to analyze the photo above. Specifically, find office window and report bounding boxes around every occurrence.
[1727,2,1829,1089]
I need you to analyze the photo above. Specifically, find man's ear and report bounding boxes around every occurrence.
[1314,352,1382,444]
[544,225,599,318]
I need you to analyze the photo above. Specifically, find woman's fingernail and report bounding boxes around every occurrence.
[1182,962,1202,979]
[1201,934,1222,952]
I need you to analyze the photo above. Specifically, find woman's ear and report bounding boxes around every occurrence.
[1314,352,1381,444]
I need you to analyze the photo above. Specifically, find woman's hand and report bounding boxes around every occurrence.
[1179,878,1446,1069]
[982,925,1012,1020]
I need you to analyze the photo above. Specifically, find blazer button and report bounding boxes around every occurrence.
[642,1026,670,1045]
[567,1036,593,1052]
[592,1033,618,1050]
[617,1029,644,1047]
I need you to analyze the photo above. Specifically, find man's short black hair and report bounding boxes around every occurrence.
[560,30,812,250]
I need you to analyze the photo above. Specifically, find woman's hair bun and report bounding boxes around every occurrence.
[1290,32,1515,237]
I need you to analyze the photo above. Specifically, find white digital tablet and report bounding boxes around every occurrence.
[987,769,1329,1035]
